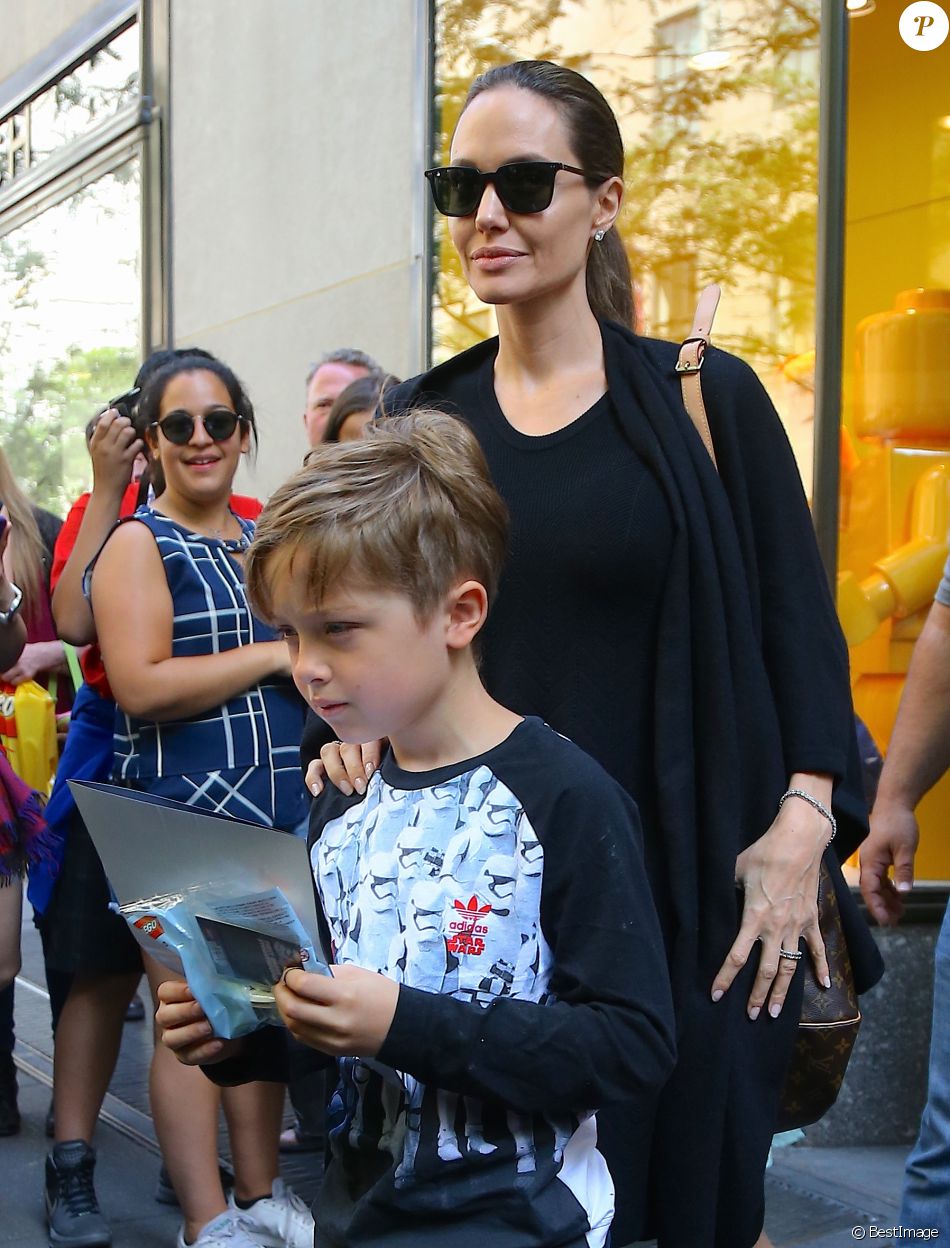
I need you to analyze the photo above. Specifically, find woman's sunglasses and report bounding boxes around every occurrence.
[152,409,245,446]
[424,161,602,217]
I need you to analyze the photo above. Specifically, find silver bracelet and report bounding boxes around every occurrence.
[0,581,22,626]
[778,788,836,844]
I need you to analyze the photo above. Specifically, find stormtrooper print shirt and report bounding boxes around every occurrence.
[299,717,676,1248]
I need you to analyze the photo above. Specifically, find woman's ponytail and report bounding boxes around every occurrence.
[587,229,634,327]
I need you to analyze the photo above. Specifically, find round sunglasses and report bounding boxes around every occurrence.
[424,161,604,217]
[152,408,245,446]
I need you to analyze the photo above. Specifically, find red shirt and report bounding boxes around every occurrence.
[50,483,264,699]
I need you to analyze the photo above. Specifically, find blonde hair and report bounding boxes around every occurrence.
[0,447,46,612]
[246,410,508,623]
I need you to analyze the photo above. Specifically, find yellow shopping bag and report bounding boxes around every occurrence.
[0,680,58,796]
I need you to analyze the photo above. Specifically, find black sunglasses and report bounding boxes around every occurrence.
[424,161,601,217]
[152,409,245,446]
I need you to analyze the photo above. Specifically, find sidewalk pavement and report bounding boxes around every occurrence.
[764,1143,911,1247]
[3,911,916,1248]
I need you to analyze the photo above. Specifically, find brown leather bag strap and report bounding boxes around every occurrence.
[675,283,721,471]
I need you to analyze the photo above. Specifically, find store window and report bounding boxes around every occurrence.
[0,11,155,513]
[655,8,702,86]
[430,0,821,488]
[0,23,138,189]
[835,0,950,882]
[0,162,140,512]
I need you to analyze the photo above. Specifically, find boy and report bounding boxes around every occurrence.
[157,411,675,1248]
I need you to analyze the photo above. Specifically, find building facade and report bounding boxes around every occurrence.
[2,0,949,870]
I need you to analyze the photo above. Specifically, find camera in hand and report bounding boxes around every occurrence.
[107,386,141,421]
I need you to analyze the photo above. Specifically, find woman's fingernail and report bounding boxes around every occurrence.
[749,1006,761,1021]
[310,782,322,796]
[769,1002,781,1019]
[823,975,831,989]
[365,763,375,780]
[354,778,366,795]
[339,782,354,796]
[711,989,723,1003]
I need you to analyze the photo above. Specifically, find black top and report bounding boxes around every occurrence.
[301,356,673,839]
[213,717,676,1248]
[372,324,883,1246]
[465,358,672,814]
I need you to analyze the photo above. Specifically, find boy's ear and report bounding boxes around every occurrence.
[445,580,488,650]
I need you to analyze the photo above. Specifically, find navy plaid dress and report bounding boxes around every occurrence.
[111,509,308,832]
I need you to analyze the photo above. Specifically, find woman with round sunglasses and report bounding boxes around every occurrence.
[38,349,268,1246]
[88,355,312,1248]
[308,60,882,1248]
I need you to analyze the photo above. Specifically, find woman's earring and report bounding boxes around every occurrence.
[594,228,606,242]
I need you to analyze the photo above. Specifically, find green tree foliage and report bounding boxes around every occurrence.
[1,176,139,515]
[4,345,137,516]
[433,0,820,365]
[0,236,48,357]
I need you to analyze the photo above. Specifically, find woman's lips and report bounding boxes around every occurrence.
[471,248,525,272]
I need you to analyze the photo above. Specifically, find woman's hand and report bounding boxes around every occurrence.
[89,408,144,500]
[274,964,398,1057]
[306,739,383,797]
[156,979,241,1066]
[2,640,66,685]
[711,776,833,1018]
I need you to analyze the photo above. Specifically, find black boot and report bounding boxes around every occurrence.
[45,1140,112,1247]
[0,1049,20,1136]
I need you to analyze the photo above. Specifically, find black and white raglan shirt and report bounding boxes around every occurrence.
[215,717,675,1248]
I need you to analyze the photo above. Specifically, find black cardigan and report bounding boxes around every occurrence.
[378,321,883,1245]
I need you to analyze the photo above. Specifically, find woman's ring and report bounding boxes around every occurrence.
[778,948,803,961]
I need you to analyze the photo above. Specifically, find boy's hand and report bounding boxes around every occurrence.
[156,979,242,1066]
[274,964,399,1057]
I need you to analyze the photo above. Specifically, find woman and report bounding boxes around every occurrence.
[0,450,71,1138]
[321,373,401,445]
[308,61,882,1247]
[86,355,312,1248]
[0,523,27,673]
[39,349,265,1245]
[1,517,30,1000]
[0,448,69,708]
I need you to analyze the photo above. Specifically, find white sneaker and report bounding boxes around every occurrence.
[229,1179,314,1248]
[176,1210,269,1248]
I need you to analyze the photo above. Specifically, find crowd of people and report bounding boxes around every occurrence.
[0,56,946,1248]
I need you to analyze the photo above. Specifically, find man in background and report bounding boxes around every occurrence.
[860,550,950,1237]
[303,348,380,447]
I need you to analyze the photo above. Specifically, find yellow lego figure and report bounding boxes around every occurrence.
[838,289,950,881]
